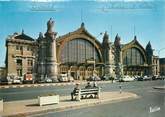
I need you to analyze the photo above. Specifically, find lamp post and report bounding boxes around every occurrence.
[154,48,165,76]
[157,48,165,81]
[158,48,165,57]
[154,48,165,57]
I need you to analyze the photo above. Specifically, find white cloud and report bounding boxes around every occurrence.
[31,0,70,2]
[94,0,153,2]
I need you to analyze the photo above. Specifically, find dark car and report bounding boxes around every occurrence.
[158,76,165,80]
[137,76,144,81]
[87,76,101,81]
[101,76,109,81]
[152,75,158,80]
[0,78,8,85]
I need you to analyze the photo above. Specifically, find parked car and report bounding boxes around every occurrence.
[12,78,22,84]
[143,75,152,81]
[58,74,74,82]
[87,76,101,81]
[137,76,144,81]
[101,75,115,81]
[45,78,53,83]
[68,76,74,82]
[120,75,134,82]
[133,75,139,81]
[158,76,165,80]
[152,75,159,80]
[23,73,33,84]
[59,74,68,82]
[0,77,8,85]
[101,75,109,81]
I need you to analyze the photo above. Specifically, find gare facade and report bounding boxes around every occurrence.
[56,23,104,80]
[5,19,160,80]
[122,38,148,76]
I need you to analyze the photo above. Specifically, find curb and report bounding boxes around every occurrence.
[153,86,165,90]
[0,81,113,89]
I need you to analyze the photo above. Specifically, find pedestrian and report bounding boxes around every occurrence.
[71,83,80,100]
[93,81,98,88]
[119,84,122,94]
[85,82,92,89]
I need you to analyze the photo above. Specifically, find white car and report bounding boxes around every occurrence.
[58,74,68,82]
[122,76,134,82]
[45,78,53,83]
[12,79,22,84]
[143,76,152,81]
[68,76,74,82]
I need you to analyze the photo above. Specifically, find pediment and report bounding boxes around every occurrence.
[56,24,102,47]
[122,36,145,53]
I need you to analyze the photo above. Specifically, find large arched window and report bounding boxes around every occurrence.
[123,47,144,65]
[60,38,101,64]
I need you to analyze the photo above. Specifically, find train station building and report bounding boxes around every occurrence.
[5,19,160,81]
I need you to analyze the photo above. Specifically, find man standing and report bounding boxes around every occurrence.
[71,83,80,100]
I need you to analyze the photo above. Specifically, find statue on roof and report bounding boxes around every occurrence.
[114,34,121,49]
[39,32,43,39]
[22,29,24,34]
[102,31,110,45]
[47,18,54,33]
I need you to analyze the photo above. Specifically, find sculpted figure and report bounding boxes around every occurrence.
[47,18,54,33]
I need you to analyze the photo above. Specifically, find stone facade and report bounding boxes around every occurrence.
[5,19,160,80]
[102,32,115,77]
[152,56,160,76]
[0,67,6,79]
[5,31,37,78]
[159,58,165,76]
[36,18,58,81]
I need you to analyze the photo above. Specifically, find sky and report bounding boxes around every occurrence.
[0,0,165,66]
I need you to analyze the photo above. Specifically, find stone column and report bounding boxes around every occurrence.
[44,18,58,82]
[37,37,46,81]
[45,33,58,81]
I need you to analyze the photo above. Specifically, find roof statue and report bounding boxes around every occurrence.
[134,35,137,41]
[104,31,108,39]
[47,18,54,33]
[102,31,109,44]
[114,34,121,47]
[39,32,43,39]
[81,22,85,28]
[146,41,152,50]
[22,29,24,34]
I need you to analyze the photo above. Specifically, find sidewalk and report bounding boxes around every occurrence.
[0,81,115,89]
[0,91,139,117]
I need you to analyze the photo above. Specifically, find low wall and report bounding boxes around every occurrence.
[38,95,59,106]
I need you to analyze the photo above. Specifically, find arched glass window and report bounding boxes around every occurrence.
[61,38,101,64]
[123,47,144,65]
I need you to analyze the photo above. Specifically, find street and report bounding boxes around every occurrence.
[0,80,164,102]
[0,80,164,117]
[28,80,164,117]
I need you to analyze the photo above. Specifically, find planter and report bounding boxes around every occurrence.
[0,99,3,112]
[38,95,59,106]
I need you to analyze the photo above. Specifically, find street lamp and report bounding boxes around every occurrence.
[154,48,165,57]
[157,48,165,83]
[158,48,165,57]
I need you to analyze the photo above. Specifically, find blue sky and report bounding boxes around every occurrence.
[0,0,165,66]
